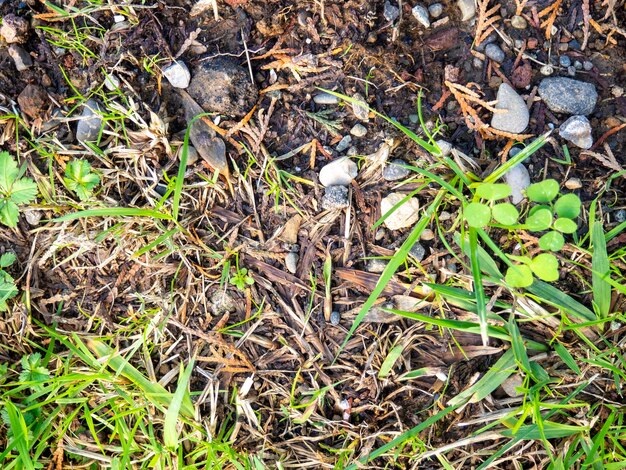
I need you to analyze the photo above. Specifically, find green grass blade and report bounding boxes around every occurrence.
[455,232,503,278]
[132,228,179,258]
[527,281,596,322]
[468,227,489,346]
[500,421,587,439]
[86,340,194,418]
[554,343,581,375]
[448,349,516,407]
[4,400,35,470]
[54,207,173,222]
[378,344,404,378]
[164,359,195,449]
[484,132,549,183]
[591,218,611,320]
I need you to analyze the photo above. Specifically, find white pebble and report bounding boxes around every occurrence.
[380,193,420,230]
[412,4,431,28]
[319,157,358,187]
[162,61,191,89]
[504,164,530,205]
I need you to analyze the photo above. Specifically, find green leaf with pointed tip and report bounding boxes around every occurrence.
[526,179,560,203]
[505,264,534,288]
[9,178,38,204]
[0,252,16,268]
[0,201,19,228]
[554,193,581,219]
[492,203,519,225]
[464,202,491,228]
[539,231,565,251]
[553,217,578,234]
[476,183,512,201]
[530,253,559,282]
[525,208,552,231]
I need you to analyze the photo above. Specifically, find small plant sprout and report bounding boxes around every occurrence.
[229,255,254,291]
[463,179,582,288]
[0,253,18,311]
[64,159,100,201]
[0,151,38,228]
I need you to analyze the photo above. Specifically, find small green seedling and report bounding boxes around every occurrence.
[229,254,254,291]
[464,179,581,288]
[0,151,38,228]
[0,253,18,311]
[64,158,100,201]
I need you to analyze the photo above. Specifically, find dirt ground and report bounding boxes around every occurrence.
[1,0,625,467]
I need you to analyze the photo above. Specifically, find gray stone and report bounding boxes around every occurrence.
[76,99,103,143]
[319,157,358,187]
[511,15,527,29]
[187,57,258,117]
[104,73,120,91]
[574,60,583,70]
[409,242,425,262]
[7,45,31,71]
[540,65,554,76]
[583,61,593,71]
[491,83,529,134]
[24,210,41,226]
[559,115,593,149]
[615,209,626,223]
[559,56,571,67]
[567,66,576,77]
[350,123,367,137]
[322,185,350,210]
[504,164,530,205]
[162,61,191,89]
[330,310,341,325]
[285,252,299,274]
[210,291,237,315]
[366,258,388,273]
[336,135,352,152]
[0,14,29,44]
[501,374,523,397]
[350,93,369,122]
[473,57,484,69]
[409,114,419,124]
[485,43,505,63]
[313,92,339,105]
[182,145,199,165]
[412,4,430,28]
[380,193,420,230]
[383,159,411,181]
[180,90,228,174]
[457,0,476,21]
[428,3,444,18]
[538,77,597,115]
[434,139,452,156]
[383,1,400,22]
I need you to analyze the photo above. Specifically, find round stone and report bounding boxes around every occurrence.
[511,15,527,29]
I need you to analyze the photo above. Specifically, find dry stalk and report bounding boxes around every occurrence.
[474,0,502,46]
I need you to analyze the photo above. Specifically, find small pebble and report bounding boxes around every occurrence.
[76,99,103,143]
[375,228,386,241]
[0,14,29,44]
[583,61,593,71]
[435,139,453,156]
[564,178,582,190]
[322,185,350,210]
[511,15,527,29]
[346,146,358,156]
[350,123,367,137]
[409,242,425,262]
[330,311,341,325]
[420,228,435,241]
[7,44,31,71]
[485,43,505,63]
[567,66,576,77]
[103,73,120,91]
[615,209,626,223]
[383,1,400,22]
[383,159,411,181]
[559,56,571,67]
[428,3,443,18]
[113,14,125,23]
[558,43,569,52]
[540,64,554,76]
[559,115,593,149]
[336,135,352,152]
[351,93,369,122]
[447,262,458,273]
[409,114,419,124]
[473,57,484,69]
[491,83,529,134]
[319,157,358,187]
[514,39,524,49]
[162,61,190,89]
[366,258,388,273]
[439,211,452,221]
[504,164,531,204]
[574,60,583,70]
[313,92,339,105]
[24,210,41,226]
[457,0,476,21]
[285,252,299,274]
[501,374,524,397]
[381,193,420,230]
[412,4,431,28]
[611,86,624,98]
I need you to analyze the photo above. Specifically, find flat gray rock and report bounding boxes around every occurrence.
[491,83,529,134]
[559,115,593,149]
[538,77,597,115]
[322,185,350,210]
[383,159,410,181]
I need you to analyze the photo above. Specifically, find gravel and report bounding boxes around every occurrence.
[538,77,598,115]
[350,93,369,121]
[383,1,400,22]
[583,61,593,71]
[383,159,411,181]
[350,123,367,137]
[7,44,32,71]
[380,193,420,230]
[511,15,527,29]
[366,259,388,273]
[412,4,431,28]
[559,115,593,149]
[504,164,531,204]
[408,241,425,262]
[457,0,476,21]
[615,209,626,223]
[313,92,339,105]
[559,56,571,67]
[428,3,443,18]
[162,61,191,88]
[336,135,352,152]
[0,14,29,44]
[485,43,505,63]
[322,185,350,210]
[76,99,103,143]
[103,73,120,91]
[285,252,299,274]
[319,157,358,187]
[490,83,529,134]
[330,311,341,325]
